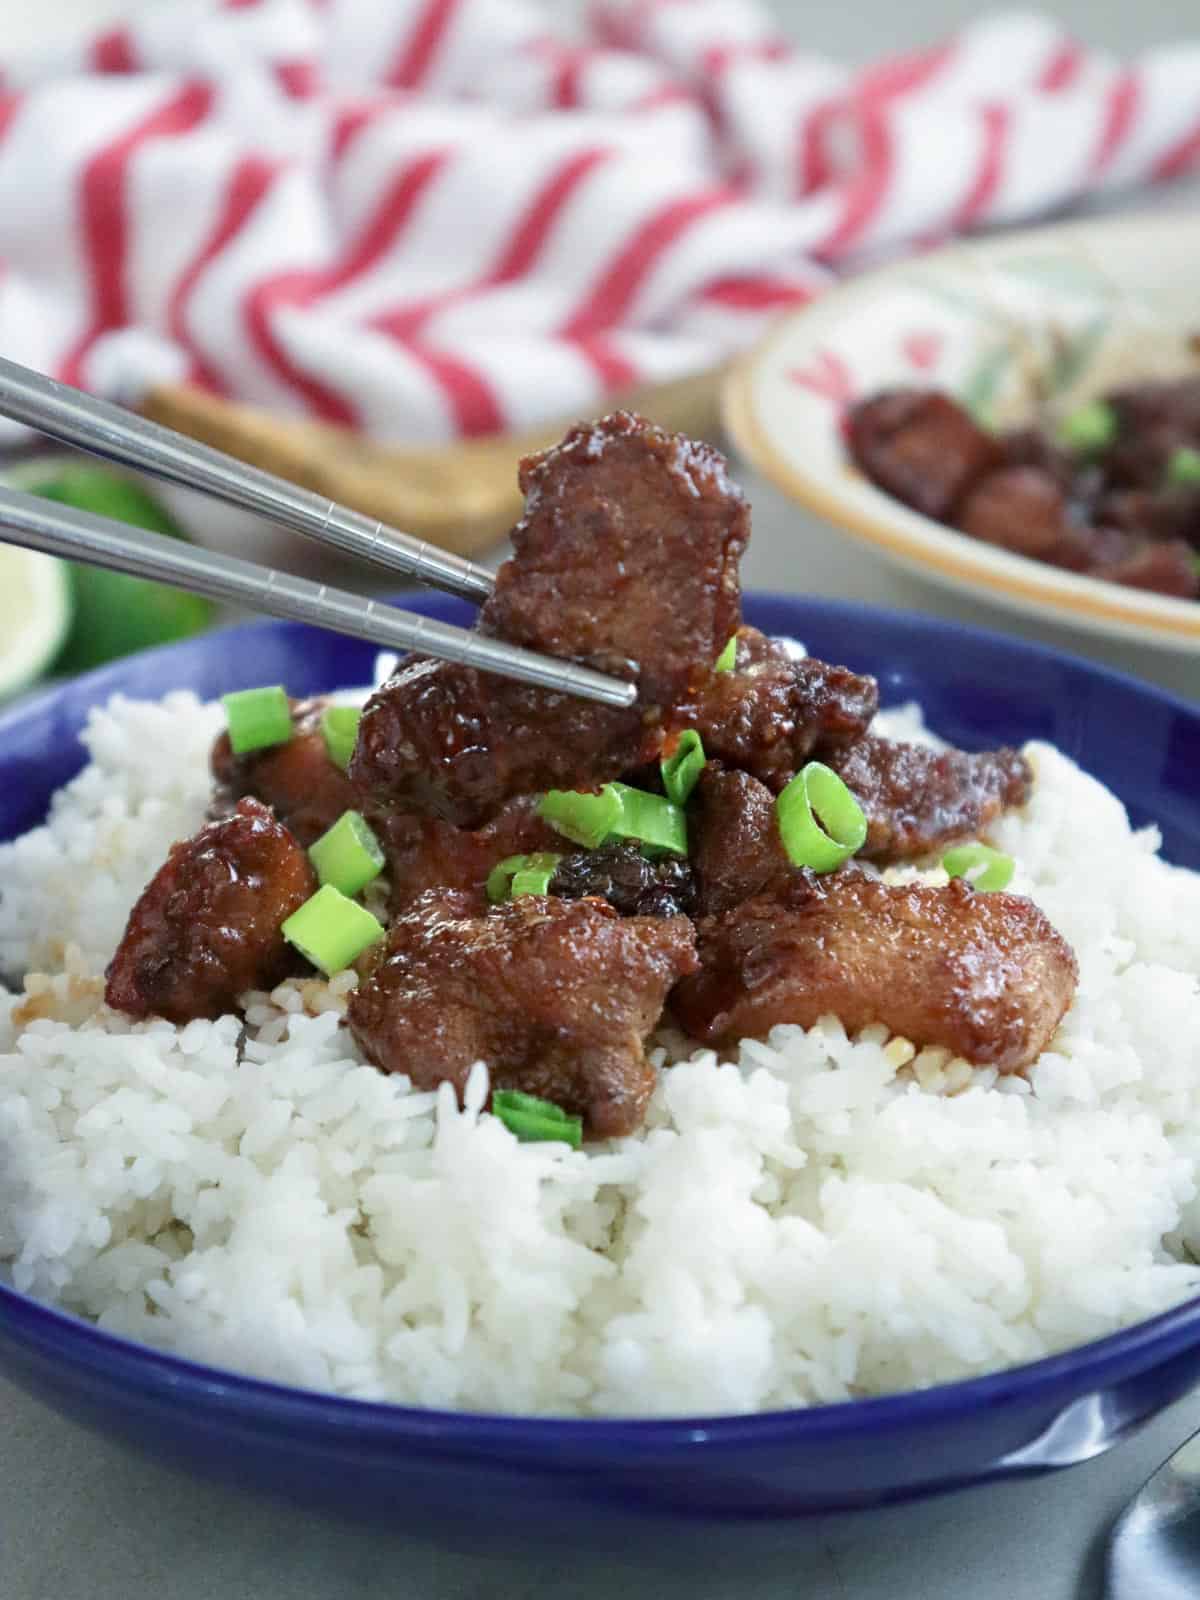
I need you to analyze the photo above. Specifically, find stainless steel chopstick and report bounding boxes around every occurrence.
[0,487,637,709]
[0,356,493,604]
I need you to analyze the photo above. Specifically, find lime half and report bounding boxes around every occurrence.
[0,544,73,698]
[55,563,214,675]
[7,459,215,674]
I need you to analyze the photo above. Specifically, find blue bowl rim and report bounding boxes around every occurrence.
[4,587,1200,748]
[2,589,1200,1450]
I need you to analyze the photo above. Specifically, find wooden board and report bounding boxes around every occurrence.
[140,367,725,558]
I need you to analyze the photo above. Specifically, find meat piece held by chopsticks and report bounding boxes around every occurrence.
[351,412,749,828]
[482,411,746,705]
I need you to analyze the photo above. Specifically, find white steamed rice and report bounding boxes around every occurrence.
[2,689,1200,1415]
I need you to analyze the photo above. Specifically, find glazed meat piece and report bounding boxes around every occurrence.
[347,890,697,1137]
[1104,423,1188,492]
[956,467,1088,565]
[681,627,878,792]
[672,873,1077,1073]
[211,697,356,847]
[690,765,790,916]
[1107,376,1200,439]
[549,841,697,919]
[847,389,1001,520]
[1096,486,1200,545]
[827,736,1032,863]
[105,798,315,1024]
[1000,427,1077,489]
[480,411,747,704]
[352,413,749,827]
[1105,378,1200,490]
[846,376,1200,605]
[951,470,1197,592]
[379,796,563,912]
[353,657,652,830]
[1091,537,1200,600]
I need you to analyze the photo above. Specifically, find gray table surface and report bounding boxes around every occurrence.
[5,0,1200,1595]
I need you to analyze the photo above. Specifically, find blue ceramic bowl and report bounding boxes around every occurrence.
[3,591,1200,1544]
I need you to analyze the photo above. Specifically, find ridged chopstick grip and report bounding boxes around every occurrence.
[0,487,636,709]
[0,355,493,603]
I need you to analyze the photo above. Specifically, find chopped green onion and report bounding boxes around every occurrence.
[538,786,624,848]
[942,843,1014,892]
[492,1088,583,1148]
[1056,400,1116,456]
[512,862,559,897]
[714,634,738,673]
[308,810,385,897]
[1166,446,1200,487]
[608,782,687,856]
[775,761,867,873]
[281,885,385,975]
[486,852,562,903]
[661,729,706,806]
[321,704,361,771]
[221,685,292,756]
[539,783,688,855]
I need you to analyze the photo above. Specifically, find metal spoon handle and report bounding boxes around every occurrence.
[1105,1425,1200,1599]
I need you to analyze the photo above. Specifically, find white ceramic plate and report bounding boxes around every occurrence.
[723,214,1200,655]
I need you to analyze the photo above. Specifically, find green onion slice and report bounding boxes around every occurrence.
[321,704,361,772]
[308,810,385,897]
[714,634,738,673]
[609,782,687,856]
[661,729,706,806]
[222,685,292,756]
[486,852,562,903]
[539,783,688,855]
[775,761,867,873]
[281,885,385,975]
[1056,400,1117,456]
[492,1088,583,1148]
[1166,445,1200,488]
[942,843,1014,892]
[537,786,624,848]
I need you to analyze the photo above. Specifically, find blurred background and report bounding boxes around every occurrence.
[1,0,1197,703]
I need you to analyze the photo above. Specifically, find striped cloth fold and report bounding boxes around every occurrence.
[0,0,1196,444]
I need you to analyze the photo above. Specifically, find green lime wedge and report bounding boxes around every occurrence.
[11,463,215,673]
[0,545,73,698]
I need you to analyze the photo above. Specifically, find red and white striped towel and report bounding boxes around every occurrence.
[1,0,1197,444]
